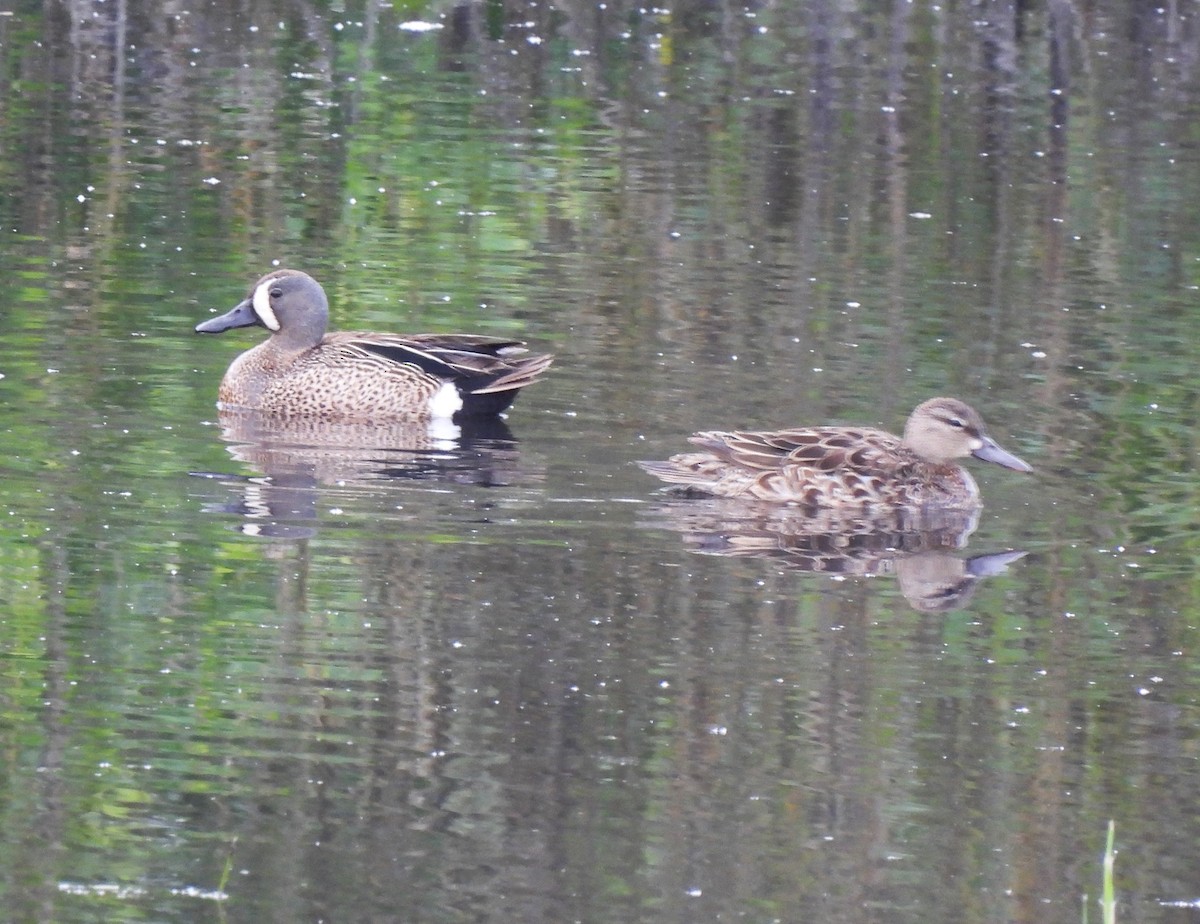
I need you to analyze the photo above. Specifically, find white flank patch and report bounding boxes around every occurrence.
[252,280,281,331]
[428,381,463,418]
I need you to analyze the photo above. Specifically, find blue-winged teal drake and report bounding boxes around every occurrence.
[196,269,553,421]
[639,397,1032,508]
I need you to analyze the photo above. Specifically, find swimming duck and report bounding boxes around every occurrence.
[638,397,1032,508]
[195,269,553,421]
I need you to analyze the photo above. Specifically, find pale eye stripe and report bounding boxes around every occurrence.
[253,281,281,331]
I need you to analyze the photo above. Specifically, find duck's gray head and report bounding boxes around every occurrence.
[195,269,330,350]
[902,397,1032,472]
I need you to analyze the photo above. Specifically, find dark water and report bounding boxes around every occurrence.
[3,2,1200,922]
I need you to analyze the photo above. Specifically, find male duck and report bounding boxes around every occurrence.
[639,397,1032,509]
[196,269,553,421]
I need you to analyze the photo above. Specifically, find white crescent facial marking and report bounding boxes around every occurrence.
[253,280,281,331]
[428,381,464,418]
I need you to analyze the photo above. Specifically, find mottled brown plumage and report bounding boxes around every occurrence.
[196,269,552,422]
[639,397,1032,509]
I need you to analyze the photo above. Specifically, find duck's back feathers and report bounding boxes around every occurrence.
[689,427,907,472]
[640,427,955,506]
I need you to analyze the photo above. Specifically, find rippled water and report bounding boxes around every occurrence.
[3,2,1200,922]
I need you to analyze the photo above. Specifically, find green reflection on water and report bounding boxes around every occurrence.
[4,2,1200,922]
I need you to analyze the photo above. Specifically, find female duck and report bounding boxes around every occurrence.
[196,269,552,421]
[639,397,1032,509]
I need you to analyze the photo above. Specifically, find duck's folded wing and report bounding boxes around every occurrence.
[341,334,553,394]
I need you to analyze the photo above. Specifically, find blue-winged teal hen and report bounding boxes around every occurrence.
[639,397,1031,509]
[196,269,553,421]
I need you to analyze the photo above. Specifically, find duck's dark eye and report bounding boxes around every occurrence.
[947,417,965,429]
[270,286,283,299]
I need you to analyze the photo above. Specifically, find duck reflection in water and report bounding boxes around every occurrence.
[195,409,542,539]
[643,501,1025,612]
[639,398,1032,611]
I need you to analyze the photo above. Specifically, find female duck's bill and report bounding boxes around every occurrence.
[969,435,1032,473]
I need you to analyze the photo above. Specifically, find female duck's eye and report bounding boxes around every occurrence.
[947,417,965,429]
[270,287,283,299]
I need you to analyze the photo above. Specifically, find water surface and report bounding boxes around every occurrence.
[3,2,1200,922]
